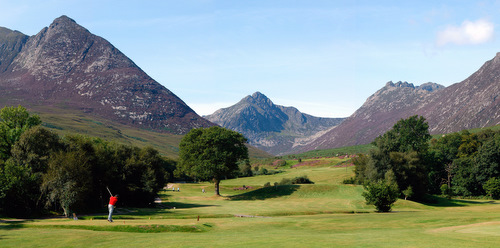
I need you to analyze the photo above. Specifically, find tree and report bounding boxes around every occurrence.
[0,105,41,160]
[429,132,462,193]
[402,186,413,200]
[362,180,399,212]
[483,178,500,199]
[11,126,62,173]
[177,126,248,195]
[356,115,431,199]
[452,133,500,197]
[120,146,168,206]
[373,115,431,155]
[42,150,92,217]
[0,127,62,217]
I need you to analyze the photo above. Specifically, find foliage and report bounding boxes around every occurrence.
[0,159,41,217]
[239,161,253,177]
[342,177,356,184]
[362,180,399,212]
[440,184,452,198]
[483,178,500,199]
[290,175,314,184]
[355,115,431,199]
[42,150,92,217]
[0,126,62,217]
[0,105,41,160]
[177,126,248,195]
[450,132,500,196]
[402,186,413,200]
[0,105,171,217]
[274,175,314,186]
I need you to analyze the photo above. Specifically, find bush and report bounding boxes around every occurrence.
[263,182,271,188]
[362,180,399,212]
[342,177,356,184]
[277,176,314,186]
[291,175,314,184]
[274,159,287,167]
[279,178,292,185]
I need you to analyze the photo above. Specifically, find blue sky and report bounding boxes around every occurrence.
[1,0,499,117]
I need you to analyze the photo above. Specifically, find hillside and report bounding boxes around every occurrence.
[299,53,500,152]
[205,92,344,155]
[0,15,212,134]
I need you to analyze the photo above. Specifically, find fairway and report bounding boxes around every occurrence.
[2,164,500,247]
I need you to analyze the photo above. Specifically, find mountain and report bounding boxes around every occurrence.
[205,92,345,155]
[0,15,212,134]
[299,53,500,152]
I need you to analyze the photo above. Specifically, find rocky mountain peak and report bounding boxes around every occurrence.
[205,92,344,155]
[0,16,213,134]
[385,81,415,89]
[242,91,273,106]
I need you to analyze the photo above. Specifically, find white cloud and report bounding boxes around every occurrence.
[436,19,494,46]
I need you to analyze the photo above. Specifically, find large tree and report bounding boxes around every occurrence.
[356,115,431,199]
[177,126,248,195]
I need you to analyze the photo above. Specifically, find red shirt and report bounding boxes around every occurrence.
[109,196,118,206]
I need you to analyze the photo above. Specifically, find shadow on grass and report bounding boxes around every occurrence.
[422,195,498,207]
[229,185,300,201]
[0,219,32,236]
[85,202,219,220]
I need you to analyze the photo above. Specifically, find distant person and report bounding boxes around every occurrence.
[202,188,205,193]
[108,194,118,222]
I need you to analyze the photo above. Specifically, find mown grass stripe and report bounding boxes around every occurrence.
[18,224,210,233]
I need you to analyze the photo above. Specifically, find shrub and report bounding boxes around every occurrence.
[342,177,356,184]
[274,159,287,167]
[291,175,314,184]
[263,182,271,188]
[277,176,314,185]
[279,178,292,185]
[362,180,399,212]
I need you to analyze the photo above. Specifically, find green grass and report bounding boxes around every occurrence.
[3,165,500,247]
[282,143,376,159]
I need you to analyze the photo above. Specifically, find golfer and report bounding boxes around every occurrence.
[108,194,118,222]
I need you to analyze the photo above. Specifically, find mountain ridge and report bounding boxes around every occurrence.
[205,92,344,155]
[0,15,213,134]
[298,54,500,152]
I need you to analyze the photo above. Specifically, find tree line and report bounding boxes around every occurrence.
[0,106,173,217]
[353,115,500,211]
